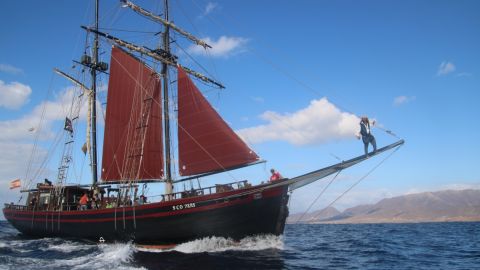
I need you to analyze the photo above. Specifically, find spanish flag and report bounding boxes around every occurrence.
[9,179,21,189]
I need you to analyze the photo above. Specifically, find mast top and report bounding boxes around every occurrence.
[81,26,225,89]
[121,0,212,49]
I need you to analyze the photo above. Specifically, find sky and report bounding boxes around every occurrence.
[1,0,479,219]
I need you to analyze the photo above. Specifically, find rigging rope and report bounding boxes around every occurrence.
[23,74,55,190]
[295,169,342,224]
[108,51,241,184]
[173,0,220,80]
[310,144,402,221]
[374,125,400,139]
[190,0,354,112]
[189,0,402,143]
[24,2,406,203]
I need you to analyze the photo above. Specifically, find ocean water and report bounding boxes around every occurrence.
[0,221,478,269]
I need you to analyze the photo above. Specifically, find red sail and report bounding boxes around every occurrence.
[101,47,163,181]
[177,66,259,176]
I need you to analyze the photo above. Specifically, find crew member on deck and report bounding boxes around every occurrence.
[270,168,283,182]
[358,116,377,156]
[139,195,147,205]
[79,192,88,210]
[29,197,37,209]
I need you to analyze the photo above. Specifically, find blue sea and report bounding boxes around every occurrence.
[0,221,478,269]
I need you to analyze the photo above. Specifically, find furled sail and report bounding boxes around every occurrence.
[101,46,163,181]
[177,66,259,176]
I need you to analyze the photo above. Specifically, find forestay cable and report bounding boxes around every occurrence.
[295,169,342,224]
[311,145,402,221]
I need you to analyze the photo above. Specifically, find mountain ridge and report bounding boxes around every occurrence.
[287,189,480,224]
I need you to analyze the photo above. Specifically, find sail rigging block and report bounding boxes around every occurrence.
[177,67,259,176]
[101,47,164,181]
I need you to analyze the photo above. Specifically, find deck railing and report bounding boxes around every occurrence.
[3,180,254,212]
[3,204,28,211]
[159,180,251,201]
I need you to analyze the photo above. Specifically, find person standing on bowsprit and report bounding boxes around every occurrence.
[358,116,377,156]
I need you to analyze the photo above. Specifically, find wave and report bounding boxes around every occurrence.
[44,241,93,253]
[48,242,144,270]
[136,234,284,253]
[0,237,144,270]
[2,238,51,253]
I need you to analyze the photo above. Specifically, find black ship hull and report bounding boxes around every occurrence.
[3,184,289,244]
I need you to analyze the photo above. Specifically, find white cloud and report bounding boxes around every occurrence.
[0,90,70,141]
[393,95,416,106]
[237,98,359,145]
[187,36,249,58]
[0,80,32,109]
[0,87,99,142]
[433,183,480,192]
[402,183,480,195]
[0,85,102,218]
[0,63,23,75]
[455,72,472,78]
[251,96,264,103]
[437,61,456,76]
[0,142,48,183]
[0,142,49,219]
[204,2,218,15]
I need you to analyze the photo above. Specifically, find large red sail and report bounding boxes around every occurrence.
[177,66,259,176]
[101,47,163,181]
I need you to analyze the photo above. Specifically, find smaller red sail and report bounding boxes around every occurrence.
[177,66,259,176]
[101,47,163,181]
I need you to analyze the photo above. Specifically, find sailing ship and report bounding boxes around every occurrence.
[3,0,403,245]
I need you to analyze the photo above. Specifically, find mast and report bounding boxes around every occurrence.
[81,27,225,88]
[91,0,99,184]
[162,0,173,196]
[86,0,226,186]
[120,0,211,49]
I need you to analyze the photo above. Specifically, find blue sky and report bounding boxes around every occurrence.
[1,0,479,218]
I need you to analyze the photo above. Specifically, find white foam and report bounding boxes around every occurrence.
[138,234,284,254]
[2,256,45,268]
[4,238,77,254]
[45,242,145,270]
[3,239,40,253]
[44,241,92,253]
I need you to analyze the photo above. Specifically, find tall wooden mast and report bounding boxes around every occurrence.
[91,0,99,184]
[162,0,173,196]
[83,0,224,187]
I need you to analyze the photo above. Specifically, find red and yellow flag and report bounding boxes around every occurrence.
[9,179,21,189]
